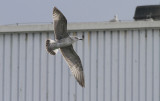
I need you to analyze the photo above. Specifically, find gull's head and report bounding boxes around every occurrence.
[71,36,83,42]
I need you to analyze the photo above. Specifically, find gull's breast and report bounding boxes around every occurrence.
[55,37,73,48]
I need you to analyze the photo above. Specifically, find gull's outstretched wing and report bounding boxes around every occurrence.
[53,7,69,40]
[60,45,85,87]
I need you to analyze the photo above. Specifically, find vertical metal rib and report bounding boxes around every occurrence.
[32,33,34,101]
[152,29,154,101]
[138,30,140,101]
[110,31,112,101]
[124,30,127,101]
[89,31,91,101]
[131,30,133,101]
[96,31,98,101]
[10,34,13,101]
[118,31,120,101]
[2,34,5,101]
[39,33,42,101]
[103,31,105,101]
[61,53,63,101]
[145,29,147,101]
[17,33,20,101]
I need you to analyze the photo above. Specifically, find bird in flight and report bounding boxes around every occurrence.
[46,7,85,87]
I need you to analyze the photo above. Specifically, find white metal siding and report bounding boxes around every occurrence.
[0,22,160,101]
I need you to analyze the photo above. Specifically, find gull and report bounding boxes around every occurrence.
[110,14,119,22]
[46,7,85,87]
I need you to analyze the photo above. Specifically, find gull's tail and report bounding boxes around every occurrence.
[46,39,58,55]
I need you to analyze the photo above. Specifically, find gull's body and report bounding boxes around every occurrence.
[46,7,85,87]
[48,36,80,49]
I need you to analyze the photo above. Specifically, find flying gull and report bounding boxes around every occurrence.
[46,7,85,87]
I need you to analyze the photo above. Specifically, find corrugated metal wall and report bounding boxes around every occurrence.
[0,23,160,101]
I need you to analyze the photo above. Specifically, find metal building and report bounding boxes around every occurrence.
[0,21,160,101]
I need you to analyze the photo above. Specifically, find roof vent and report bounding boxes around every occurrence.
[134,5,160,20]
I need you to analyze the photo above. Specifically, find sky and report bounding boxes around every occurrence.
[0,0,159,25]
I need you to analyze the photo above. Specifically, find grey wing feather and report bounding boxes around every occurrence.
[53,7,69,40]
[60,45,85,87]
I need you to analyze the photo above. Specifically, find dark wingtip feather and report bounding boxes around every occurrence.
[53,7,58,13]
[71,67,85,87]
[79,73,85,87]
[79,77,85,87]
[77,71,85,87]
[53,6,63,16]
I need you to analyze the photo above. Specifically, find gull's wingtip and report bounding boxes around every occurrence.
[74,69,85,87]
[53,6,58,13]
[80,73,85,87]
[53,6,63,15]
[53,6,57,10]
[81,80,85,88]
